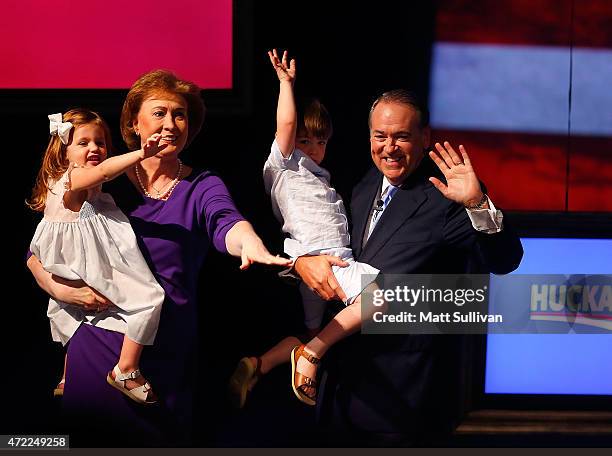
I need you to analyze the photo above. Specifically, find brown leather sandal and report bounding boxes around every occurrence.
[290,344,320,406]
[228,357,262,408]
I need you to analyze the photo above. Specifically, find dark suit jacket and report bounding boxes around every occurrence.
[316,160,523,446]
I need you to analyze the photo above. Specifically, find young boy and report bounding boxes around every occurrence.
[262,49,380,406]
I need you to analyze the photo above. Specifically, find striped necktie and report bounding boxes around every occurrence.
[367,185,398,240]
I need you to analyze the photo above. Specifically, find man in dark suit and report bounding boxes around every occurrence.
[294,90,523,446]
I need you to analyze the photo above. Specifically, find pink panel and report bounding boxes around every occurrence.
[0,0,232,89]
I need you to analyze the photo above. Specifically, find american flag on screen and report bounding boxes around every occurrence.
[429,0,612,211]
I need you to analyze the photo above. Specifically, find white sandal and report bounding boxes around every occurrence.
[106,365,157,405]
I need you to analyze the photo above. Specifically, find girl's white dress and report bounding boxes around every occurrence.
[29,169,165,346]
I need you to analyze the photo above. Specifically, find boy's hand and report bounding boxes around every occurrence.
[268,49,296,84]
[141,133,167,159]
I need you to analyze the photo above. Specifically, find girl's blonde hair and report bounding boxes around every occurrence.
[26,109,113,212]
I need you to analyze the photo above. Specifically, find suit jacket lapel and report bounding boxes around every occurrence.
[360,182,427,264]
[352,173,381,259]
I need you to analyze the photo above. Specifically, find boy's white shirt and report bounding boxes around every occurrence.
[263,139,350,258]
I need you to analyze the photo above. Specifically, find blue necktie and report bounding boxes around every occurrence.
[367,185,398,239]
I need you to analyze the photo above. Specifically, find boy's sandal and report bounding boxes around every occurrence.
[228,357,262,409]
[290,344,319,406]
[106,365,157,405]
[53,379,65,398]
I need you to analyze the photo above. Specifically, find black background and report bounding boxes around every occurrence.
[6,0,611,448]
[5,0,435,446]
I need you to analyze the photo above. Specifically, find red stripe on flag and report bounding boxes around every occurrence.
[437,0,612,48]
[432,129,612,212]
[431,129,567,211]
[568,136,612,211]
[436,0,612,48]
[436,0,572,47]
[574,0,612,48]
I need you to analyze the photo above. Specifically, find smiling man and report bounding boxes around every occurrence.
[293,89,523,446]
[369,94,429,186]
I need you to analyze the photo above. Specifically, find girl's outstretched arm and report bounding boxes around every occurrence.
[68,134,164,192]
[268,49,297,158]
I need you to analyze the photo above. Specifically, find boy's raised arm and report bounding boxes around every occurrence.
[268,49,296,158]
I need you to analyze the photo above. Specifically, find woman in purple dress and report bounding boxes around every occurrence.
[27,69,290,446]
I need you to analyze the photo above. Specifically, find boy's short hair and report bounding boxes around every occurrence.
[297,98,333,139]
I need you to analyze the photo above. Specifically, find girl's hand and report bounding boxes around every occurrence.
[268,49,296,84]
[141,133,167,159]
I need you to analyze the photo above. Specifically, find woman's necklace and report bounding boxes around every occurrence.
[135,160,183,200]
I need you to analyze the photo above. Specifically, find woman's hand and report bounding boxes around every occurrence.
[27,255,112,312]
[225,221,292,270]
[239,234,293,271]
[51,275,112,312]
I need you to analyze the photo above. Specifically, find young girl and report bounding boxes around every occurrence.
[28,109,166,405]
[259,50,380,406]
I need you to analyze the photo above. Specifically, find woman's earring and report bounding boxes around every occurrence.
[135,130,140,137]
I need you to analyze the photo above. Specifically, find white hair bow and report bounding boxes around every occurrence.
[48,113,73,145]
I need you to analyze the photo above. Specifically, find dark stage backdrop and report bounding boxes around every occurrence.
[7,0,611,447]
[6,0,435,447]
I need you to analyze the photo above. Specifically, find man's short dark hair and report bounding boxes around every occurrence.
[368,89,430,129]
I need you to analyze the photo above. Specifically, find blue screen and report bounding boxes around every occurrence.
[485,238,612,395]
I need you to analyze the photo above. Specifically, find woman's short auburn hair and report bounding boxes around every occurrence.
[120,69,205,150]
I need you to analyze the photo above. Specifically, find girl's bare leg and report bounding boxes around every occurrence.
[61,353,67,382]
[54,354,67,395]
[109,336,152,393]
